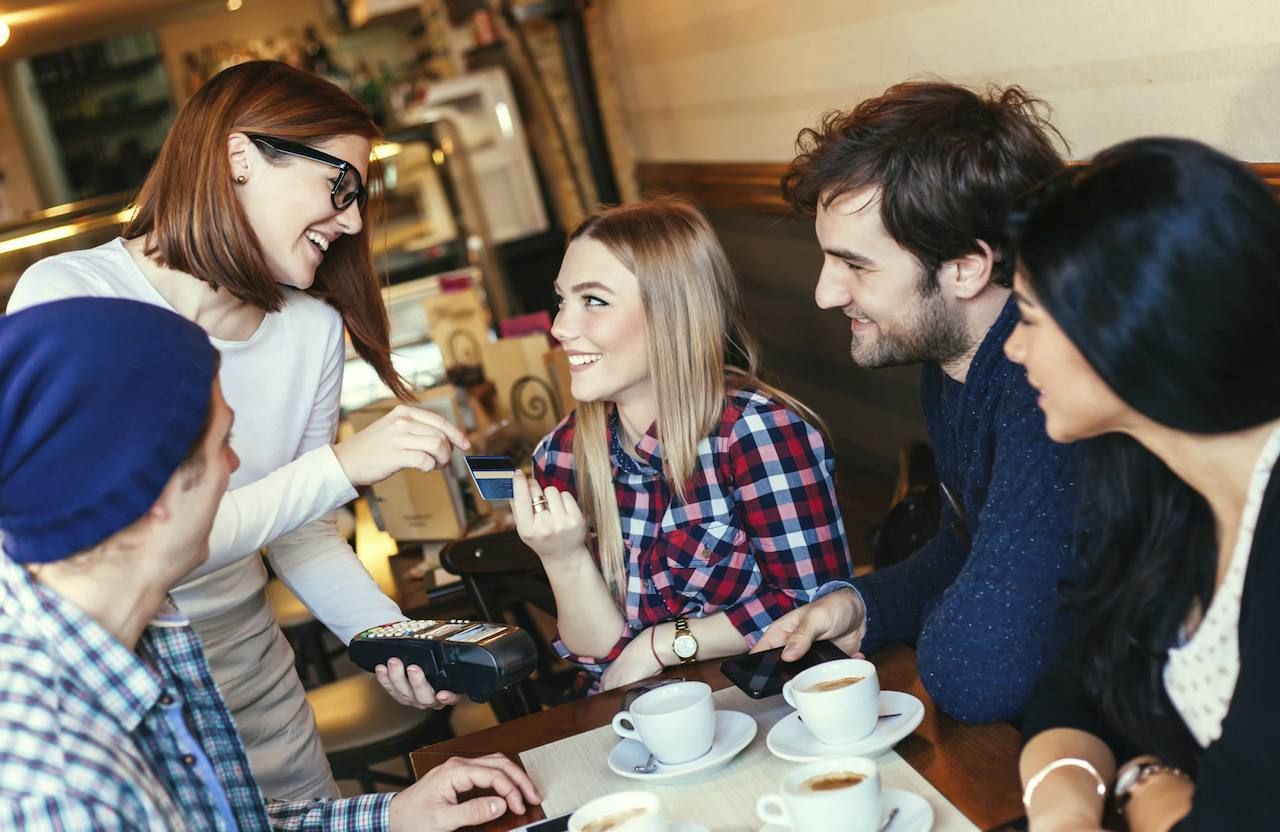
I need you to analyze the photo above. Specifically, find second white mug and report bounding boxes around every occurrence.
[611,680,715,765]
[569,791,670,832]
[756,756,882,832]
[782,658,881,745]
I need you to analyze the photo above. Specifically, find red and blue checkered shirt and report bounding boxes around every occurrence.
[533,385,851,678]
[0,554,391,831]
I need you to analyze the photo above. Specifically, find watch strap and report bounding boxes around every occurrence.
[1115,762,1189,815]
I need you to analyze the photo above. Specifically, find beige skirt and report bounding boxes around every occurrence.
[192,592,340,800]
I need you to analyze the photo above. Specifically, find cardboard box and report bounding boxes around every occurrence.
[482,334,564,443]
[422,286,492,371]
[348,387,467,541]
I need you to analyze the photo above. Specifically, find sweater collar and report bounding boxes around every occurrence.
[955,296,1020,386]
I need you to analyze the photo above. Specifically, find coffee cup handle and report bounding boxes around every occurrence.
[782,681,797,709]
[611,710,641,742]
[756,794,790,827]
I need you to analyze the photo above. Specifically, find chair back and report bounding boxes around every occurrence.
[439,530,572,719]
[865,442,942,570]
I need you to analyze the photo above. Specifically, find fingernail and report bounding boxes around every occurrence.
[491,800,504,816]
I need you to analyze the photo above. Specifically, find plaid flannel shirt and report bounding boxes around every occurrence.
[533,386,850,679]
[0,554,391,831]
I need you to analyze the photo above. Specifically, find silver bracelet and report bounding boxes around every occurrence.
[1022,757,1107,812]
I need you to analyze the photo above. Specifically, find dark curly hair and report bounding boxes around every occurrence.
[783,81,1067,289]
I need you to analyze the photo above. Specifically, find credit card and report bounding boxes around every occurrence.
[465,455,516,500]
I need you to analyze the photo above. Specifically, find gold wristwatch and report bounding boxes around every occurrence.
[671,616,698,663]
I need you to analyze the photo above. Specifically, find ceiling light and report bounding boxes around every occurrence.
[227,0,243,10]
[0,21,11,48]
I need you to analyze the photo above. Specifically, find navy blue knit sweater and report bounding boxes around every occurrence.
[851,298,1081,724]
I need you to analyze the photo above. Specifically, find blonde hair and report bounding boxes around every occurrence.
[569,199,824,600]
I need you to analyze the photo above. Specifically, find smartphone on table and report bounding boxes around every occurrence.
[719,640,850,699]
[509,813,571,832]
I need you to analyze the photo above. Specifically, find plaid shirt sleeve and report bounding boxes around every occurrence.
[720,399,851,645]
[264,793,393,831]
[532,417,635,673]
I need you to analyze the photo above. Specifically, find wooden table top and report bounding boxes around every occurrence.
[409,644,1026,831]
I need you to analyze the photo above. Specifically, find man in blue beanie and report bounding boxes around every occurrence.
[0,298,540,830]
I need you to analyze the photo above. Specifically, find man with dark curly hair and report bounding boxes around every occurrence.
[755,81,1082,724]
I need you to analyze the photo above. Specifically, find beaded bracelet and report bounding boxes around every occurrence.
[1022,758,1107,812]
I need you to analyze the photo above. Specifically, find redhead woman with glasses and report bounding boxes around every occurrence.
[8,61,467,799]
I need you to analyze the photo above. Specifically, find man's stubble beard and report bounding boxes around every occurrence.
[849,289,971,370]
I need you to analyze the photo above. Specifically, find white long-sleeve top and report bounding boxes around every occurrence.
[8,238,404,642]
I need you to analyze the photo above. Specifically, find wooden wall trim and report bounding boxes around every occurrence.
[639,161,1280,213]
[637,162,790,213]
[1252,163,1280,193]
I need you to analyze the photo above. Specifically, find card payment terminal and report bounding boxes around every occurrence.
[348,619,538,703]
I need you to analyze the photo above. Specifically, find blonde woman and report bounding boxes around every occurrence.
[511,199,850,692]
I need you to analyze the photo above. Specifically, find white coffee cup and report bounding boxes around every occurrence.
[569,790,669,832]
[611,680,715,765]
[782,658,880,745]
[756,756,882,832]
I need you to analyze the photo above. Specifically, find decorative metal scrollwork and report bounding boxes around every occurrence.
[446,329,483,367]
[510,375,562,429]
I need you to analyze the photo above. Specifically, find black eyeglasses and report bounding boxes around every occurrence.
[246,133,368,212]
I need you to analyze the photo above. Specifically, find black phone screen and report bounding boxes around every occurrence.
[511,812,570,832]
[719,640,849,699]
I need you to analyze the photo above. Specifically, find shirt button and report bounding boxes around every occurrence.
[159,694,175,706]
[182,754,197,767]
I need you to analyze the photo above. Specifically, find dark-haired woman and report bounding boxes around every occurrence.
[8,61,467,799]
[1006,137,1280,829]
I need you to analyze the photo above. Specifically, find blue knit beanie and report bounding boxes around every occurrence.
[0,298,217,563]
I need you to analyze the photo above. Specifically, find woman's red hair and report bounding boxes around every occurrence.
[125,60,410,399]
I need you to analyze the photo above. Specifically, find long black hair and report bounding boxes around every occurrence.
[1011,138,1280,768]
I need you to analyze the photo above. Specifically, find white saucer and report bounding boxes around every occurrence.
[766,691,924,762]
[757,788,933,832]
[671,823,710,832]
[608,710,757,782]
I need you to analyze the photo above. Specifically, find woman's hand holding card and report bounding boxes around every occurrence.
[512,471,590,565]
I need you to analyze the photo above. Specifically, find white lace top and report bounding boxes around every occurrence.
[1164,426,1280,748]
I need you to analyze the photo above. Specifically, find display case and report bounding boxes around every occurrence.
[27,33,177,202]
[398,67,548,245]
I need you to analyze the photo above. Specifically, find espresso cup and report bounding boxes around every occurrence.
[756,756,882,832]
[611,680,715,765]
[569,791,669,832]
[782,658,880,745]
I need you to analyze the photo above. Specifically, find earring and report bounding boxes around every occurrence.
[236,174,247,184]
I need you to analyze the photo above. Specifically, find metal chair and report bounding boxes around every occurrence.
[266,578,339,687]
[309,672,453,793]
[438,529,577,721]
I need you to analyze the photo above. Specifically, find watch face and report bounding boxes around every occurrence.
[673,634,698,659]
[1115,765,1140,796]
